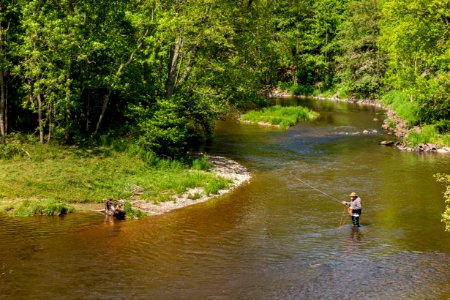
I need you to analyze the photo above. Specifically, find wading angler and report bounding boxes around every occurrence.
[342,192,362,227]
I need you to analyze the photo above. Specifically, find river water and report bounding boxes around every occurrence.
[1,98,449,299]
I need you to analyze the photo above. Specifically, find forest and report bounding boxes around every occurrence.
[0,0,449,155]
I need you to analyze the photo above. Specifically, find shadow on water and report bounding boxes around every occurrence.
[1,98,449,299]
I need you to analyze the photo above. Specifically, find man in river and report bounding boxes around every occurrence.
[342,192,362,227]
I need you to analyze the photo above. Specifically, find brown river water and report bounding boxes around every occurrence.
[1,98,449,299]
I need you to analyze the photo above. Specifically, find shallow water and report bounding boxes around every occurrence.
[1,98,449,299]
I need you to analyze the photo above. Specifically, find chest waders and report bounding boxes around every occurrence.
[351,209,362,227]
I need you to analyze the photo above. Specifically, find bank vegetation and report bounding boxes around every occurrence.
[0,1,449,219]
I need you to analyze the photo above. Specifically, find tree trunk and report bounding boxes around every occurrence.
[47,103,52,143]
[165,36,183,99]
[94,38,145,135]
[94,89,112,135]
[4,71,7,134]
[179,45,199,85]
[0,22,5,144]
[0,69,5,144]
[37,93,44,144]
[86,91,91,131]
[64,71,71,142]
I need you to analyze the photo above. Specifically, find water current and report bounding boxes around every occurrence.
[1,98,449,299]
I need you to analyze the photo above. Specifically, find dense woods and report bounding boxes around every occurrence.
[0,0,449,155]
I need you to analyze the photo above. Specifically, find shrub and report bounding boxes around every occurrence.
[138,100,188,157]
[435,173,450,231]
[0,144,27,159]
[204,177,230,195]
[191,156,210,170]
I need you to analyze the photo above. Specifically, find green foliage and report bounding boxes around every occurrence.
[0,143,231,206]
[137,99,188,157]
[191,156,210,171]
[405,125,450,147]
[124,201,147,220]
[241,105,319,129]
[379,0,450,126]
[11,199,74,217]
[334,0,386,99]
[204,177,230,196]
[405,125,438,146]
[382,90,420,126]
[435,173,450,231]
[290,84,315,96]
[0,0,448,155]
[0,144,27,159]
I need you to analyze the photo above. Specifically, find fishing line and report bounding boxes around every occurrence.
[295,176,350,227]
[294,177,342,204]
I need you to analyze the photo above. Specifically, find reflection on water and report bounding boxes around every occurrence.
[1,98,449,299]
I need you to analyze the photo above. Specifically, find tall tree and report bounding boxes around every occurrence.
[0,0,20,144]
[379,0,450,126]
[334,0,386,99]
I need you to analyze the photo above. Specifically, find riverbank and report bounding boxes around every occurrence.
[131,155,251,216]
[267,89,450,154]
[0,142,250,217]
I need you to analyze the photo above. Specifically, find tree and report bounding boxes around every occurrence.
[379,0,450,126]
[334,0,387,99]
[0,0,21,144]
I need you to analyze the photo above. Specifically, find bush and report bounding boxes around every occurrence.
[290,84,314,96]
[0,144,27,159]
[435,173,450,231]
[191,156,210,170]
[138,99,188,157]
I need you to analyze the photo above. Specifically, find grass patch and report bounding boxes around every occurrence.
[0,142,230,215]
[382,90,420,126]
[241,105,319,129]
[405,125,450,147]
[124,202,147,220]
[0,199,75,217]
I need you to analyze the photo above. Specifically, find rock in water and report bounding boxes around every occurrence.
[104,198,126,220]
[379,141,395,146]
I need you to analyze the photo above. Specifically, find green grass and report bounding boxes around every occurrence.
[0,142,231,216]
[241,105,319,129]
[382,90,420,126]
[0,199,75,217]
[405,125,450,147]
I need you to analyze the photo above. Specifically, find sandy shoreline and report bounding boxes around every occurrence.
[130,155,251,216]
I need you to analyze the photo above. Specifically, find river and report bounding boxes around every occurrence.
[1,98,449,299]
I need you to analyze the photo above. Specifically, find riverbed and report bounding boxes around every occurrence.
[1,98,449,299]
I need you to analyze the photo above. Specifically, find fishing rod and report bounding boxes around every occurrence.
[294,177,342,204]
